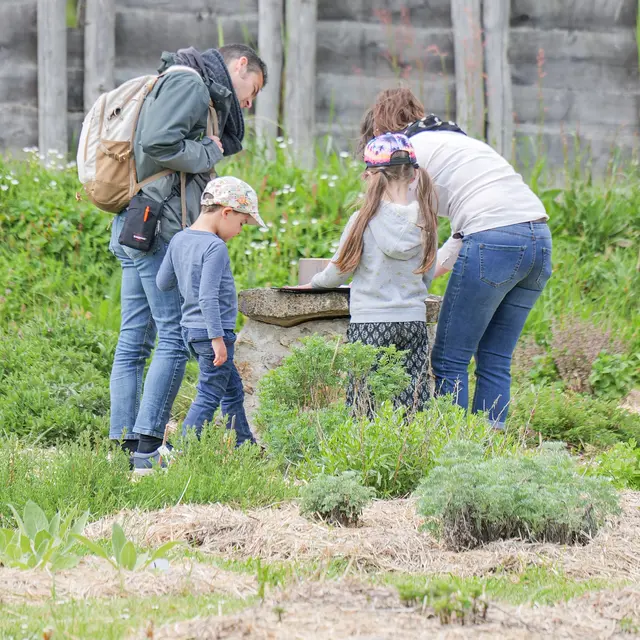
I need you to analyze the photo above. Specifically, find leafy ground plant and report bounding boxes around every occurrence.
[587,440,640,490]
[397,578,488,625]
[74,522,180,571]
[416,442,620,550]
[299,472,376,526]
[0,501,88,570]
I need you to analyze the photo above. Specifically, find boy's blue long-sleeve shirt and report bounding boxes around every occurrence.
[156,229,237,338]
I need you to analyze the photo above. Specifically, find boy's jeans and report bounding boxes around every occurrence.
[182,328,256,446]
[109,212,188,441]
[431,221,552,427]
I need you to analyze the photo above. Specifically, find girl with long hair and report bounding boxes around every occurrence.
[361,87,552,429]
[302,133,438,411]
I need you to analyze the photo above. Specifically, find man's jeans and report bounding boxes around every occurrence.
[431,221,552,427]
[182,328,256,446]
[109,212,188,441]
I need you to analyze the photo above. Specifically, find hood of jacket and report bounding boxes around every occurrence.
[368,201,423,261]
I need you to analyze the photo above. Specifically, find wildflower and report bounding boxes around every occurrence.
[311,218,318,224]
[283,184,291,190]
[279,218,287,224]
[10,179,18,185]
[56,153,64,160]
[279,227,286,233]
[33,177,39,183]
[49,180,57,188]
[120,614,130,620]
[331,175,338,180]
[276,136,284,143]
[278,143,287,149]
[339,151,350,158]
[245,250,251,256]
[328,181,336,188]
[292,220,300,226]
[320,173,328,180]
[0,185,8,191]
[47,149,58,156]
[290,260,297,265]
[66,161,77,169]
[269,242,277,247]
[287,137,293,144]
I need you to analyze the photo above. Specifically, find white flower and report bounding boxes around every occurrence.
[278,143,287,149]
[279,227,286,233]
[245,250,251,256]
[56,153,64,160]
[66,161,77,169]
[10,179,18,185]
[328,181,336,188]
[0,185,8,191]
[279,218,287,224]
[33,177,39,183]
[290,260,297,265]
[47,149,58,155]
[289,185,296,192]
[292,220,300,226]
[269,242,277,247]
[276,136,284,143]
[275,190,282,196]
[49,180,57,187]
[259,226,268,233]
[320,173,328,180]
[283,184,291,190]
[331,175,338,180]
[340,151,350,158]
[287,137,293,144]
[311,218,318,224]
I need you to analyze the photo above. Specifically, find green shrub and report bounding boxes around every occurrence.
[587,440,640,490]
[299,471,375,526]
[0,313,114,442]
[416,442,620,550]
[256,336,410,463]
[508,385,640,449]
[304,398,502,498]
[590,353,640,400]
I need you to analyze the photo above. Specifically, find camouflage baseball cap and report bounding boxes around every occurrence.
[201,176,267,230]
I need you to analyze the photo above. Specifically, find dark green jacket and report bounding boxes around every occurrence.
[133,59,233,243]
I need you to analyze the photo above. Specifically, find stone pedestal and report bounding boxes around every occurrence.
[235,289,442,421]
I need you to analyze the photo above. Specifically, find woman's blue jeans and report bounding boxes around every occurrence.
[108,213,188,441]
[431,221,552,427]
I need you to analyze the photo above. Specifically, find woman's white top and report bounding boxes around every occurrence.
[408,130,548,268]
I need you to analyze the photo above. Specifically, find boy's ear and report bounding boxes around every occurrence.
[220,206,234,218]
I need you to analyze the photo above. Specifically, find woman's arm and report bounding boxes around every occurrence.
[434,236,463,278]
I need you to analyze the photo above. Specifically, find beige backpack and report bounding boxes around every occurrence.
[77,65,219,223]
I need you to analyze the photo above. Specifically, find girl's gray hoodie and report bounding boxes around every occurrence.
[311,201,435,323]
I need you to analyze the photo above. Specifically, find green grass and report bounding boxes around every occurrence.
[0,591,252,640]
[387,566,615,607]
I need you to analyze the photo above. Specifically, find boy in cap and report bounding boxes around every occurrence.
[142,176,267,468]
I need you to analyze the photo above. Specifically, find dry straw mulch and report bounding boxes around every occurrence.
[87,491,640,582]
[0,557,256,605]
[142,579,640,640]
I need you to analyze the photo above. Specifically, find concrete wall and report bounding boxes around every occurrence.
[1,0,638,172]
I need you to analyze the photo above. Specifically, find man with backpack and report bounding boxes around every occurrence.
[103,44,267,467]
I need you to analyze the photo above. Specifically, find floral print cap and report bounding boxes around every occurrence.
[364,133,419,169]
[201,176,268,230]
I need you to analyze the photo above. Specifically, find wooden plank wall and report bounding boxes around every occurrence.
[0,0,638,174]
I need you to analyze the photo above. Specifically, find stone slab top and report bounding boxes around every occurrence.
[238,288,442,328]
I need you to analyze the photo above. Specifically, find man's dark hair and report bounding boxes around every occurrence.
[219,44,268,87]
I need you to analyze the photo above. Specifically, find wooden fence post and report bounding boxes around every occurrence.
[284,0,317,169]
[84,0,116,111]
[483,0,513,157]
[451,0,485,137]
[37,0,68,154]
[256,0,284,155]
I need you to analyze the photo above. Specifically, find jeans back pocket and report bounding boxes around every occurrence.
[535,246,552,288]
[479,243,526,287]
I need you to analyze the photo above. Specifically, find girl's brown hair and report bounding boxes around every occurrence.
[358,88,426,153]
[334,151,438,275]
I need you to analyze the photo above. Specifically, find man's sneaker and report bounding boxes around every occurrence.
[132,445,175,476]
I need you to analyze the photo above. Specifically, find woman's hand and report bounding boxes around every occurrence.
[283,283,314,290]
[434,263,452,279]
